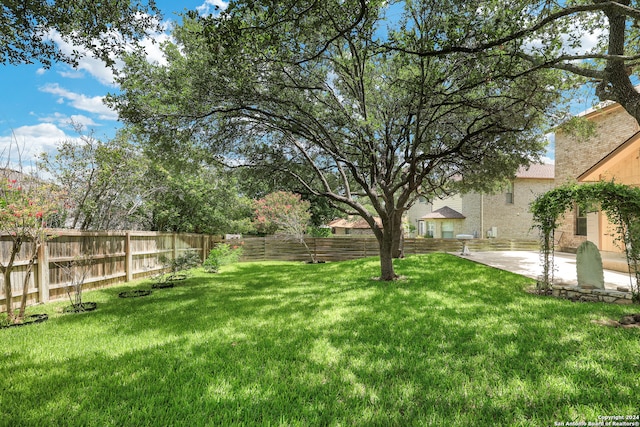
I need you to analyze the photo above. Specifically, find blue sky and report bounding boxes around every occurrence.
[0,0,226,169]
[0,1,604,169]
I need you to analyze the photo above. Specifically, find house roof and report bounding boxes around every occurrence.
[576,100,618,119]
[421,206,465,220]
[515,163,554,179]
[327,217,382,229]
[578,130,640,182]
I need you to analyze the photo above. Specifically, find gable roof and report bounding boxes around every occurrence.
[421,206,465,220]
[515,163,554,179]
[578,130,640,182]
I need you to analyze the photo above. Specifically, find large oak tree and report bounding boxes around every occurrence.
[109,0,565,280]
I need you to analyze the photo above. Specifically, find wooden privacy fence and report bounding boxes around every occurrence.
[238,236,541,262]
[0,230,221,312]
[1,231,539,312]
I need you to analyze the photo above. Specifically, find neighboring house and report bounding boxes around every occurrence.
[406,164,555,239]
[328,217,382,236]
[554,102,640,253]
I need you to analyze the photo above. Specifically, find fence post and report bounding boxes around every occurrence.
[37,239,49,303]
[125,232,133,282]
[173,233,178,260]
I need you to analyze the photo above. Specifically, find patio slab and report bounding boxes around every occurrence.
[455,250,634,291]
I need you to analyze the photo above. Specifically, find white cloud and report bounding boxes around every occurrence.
[540,156,555,165]
[46,30,119,86]
[69,115,100,128]
[39,83,118,121]
[58,69,85,79]
[0,124,73,168]
[197,0,229,16]
[39,112,99,129]
[139,31,172,66]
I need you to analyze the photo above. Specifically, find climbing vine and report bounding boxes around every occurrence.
[531,181,640,303]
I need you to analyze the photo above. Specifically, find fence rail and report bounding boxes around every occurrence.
[238,236,540,262]
[0,230,221,312]
[1,231,540,312]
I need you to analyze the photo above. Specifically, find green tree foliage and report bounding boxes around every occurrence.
[109,1,566,280]
[143,163,254,235]
[38,128,254,234]
[383,1,640,124]
[38,128,148,230]
[1,0,161,67]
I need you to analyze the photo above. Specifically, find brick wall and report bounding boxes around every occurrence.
[481,178,555,240]
[554,104,639,250]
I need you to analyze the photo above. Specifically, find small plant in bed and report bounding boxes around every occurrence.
[203,242,243,273]
[153,250,202,287]
[0,312,48,328]
[56,253,97,313]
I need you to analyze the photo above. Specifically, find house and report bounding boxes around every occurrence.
[406,164,555,239]
[554,101,640,253]
[328,217,382,236]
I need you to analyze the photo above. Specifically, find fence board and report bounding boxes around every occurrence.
[238,237,540,262]
[1,231,540,312]
[0,230,222,312]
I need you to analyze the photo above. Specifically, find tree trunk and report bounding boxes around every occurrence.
[17,243,39,322]
[299,237,316,263]
[391,213,405,259]
[2,239,21,324]
[378,228,397,281]
[2,266,13,323]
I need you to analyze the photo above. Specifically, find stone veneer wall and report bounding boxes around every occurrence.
[554,104,640,250]
[552,284,634,305]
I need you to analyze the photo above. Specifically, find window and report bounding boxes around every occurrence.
[442,222,454,239]
[505,182,514,204]
[575,205,587,236]
[427,222,435,238]
[418,221,425,236]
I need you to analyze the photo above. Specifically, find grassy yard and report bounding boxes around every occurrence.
[0,253,639,426]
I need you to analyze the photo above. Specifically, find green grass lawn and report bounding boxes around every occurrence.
[1,253,639,426]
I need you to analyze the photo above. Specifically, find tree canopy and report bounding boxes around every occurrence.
[1,0,161,67]
[109,0,567,280]
[380,1,640,122]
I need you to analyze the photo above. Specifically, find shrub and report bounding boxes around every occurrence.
[203,242,243,273]
[155,250,202,283]
[308,226,331,238]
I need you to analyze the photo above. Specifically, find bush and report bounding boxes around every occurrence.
[203,242,243,273]
[308,226,331,238]
[155,250,202,283]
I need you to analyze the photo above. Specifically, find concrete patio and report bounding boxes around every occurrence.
[456,250,634,291]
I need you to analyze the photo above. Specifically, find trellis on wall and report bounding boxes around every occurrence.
[531,181,640,303]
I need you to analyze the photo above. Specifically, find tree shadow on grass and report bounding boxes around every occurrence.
[2,254,638,426]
